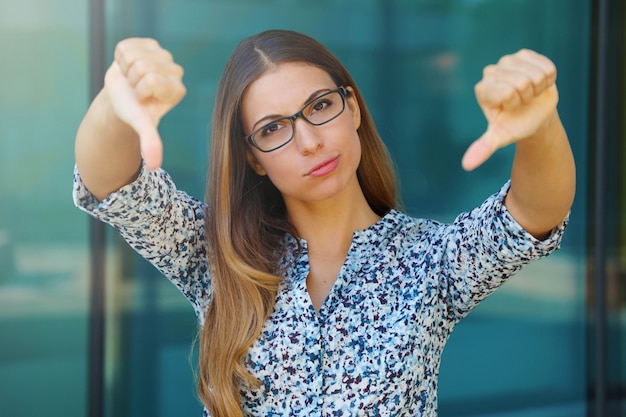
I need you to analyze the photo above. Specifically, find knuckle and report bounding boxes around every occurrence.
[114,41,131,62]
[135,73,161,99]
[490,83,519,107]
[546,62,557,79]
[115,39,144,71]
[474,80,487,96]
[144,37,161,49]
[527,66,545,82]
[502,95,521,111]
[499,83,518,102]
[172,63,184,78]
[175,83,187,101]
[483,64,498,77]
[115,37,167,64]
[126,61,149,87]
[514,74,533,91]
[159,49,174,63]
[474,82,480,94]
[498,53,516,66]
[142,71,161,87]
[131,59,149,76]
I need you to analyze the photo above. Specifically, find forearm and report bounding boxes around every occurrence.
[75,88,143,201]
[505,110,576,239]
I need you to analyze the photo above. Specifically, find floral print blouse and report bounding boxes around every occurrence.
[73,166,567,416]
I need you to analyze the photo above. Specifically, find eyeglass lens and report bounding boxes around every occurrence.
[251,89,345,152]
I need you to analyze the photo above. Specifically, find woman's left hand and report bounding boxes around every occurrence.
[462,49,559,171]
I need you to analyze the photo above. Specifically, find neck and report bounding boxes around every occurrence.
[285,182,380,257]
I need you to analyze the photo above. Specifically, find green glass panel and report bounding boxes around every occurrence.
[0,1,90,416]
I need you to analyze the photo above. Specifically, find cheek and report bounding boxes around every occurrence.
[256,155,293,187]
[344,128,363,162]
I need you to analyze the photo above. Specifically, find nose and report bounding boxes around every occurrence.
[293,117,323,154]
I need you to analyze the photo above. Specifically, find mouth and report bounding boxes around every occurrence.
[306,156,339,177]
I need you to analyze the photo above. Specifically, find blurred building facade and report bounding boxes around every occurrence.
[0,0,624,416]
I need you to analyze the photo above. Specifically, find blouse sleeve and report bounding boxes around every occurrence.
[72,165,211,318]
[436,180,568,324]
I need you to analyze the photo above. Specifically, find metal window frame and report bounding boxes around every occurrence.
[87,0,106,416]
[588,0,626,416]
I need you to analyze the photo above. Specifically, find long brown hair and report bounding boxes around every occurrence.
[200,29,399,416]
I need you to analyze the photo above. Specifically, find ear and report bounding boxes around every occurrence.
[345,86,361,131]
[245,149,267,176]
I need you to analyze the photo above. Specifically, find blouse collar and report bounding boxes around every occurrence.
[280,209,404,279]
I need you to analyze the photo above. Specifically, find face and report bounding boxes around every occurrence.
[241,62,363,209]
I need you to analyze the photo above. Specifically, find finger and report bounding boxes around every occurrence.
[114,38,173,77]
[497,51,555,97]
[461,123,513,171]
[105,63,164,170]
[461,135,496,171]
[126,59,184,89]
[139,125,164,170]
[475,78,522,112]
[114,38,162,70]
[134,72,187,105]
[483,64,535,105]
[129,114,164,170]
[514,49,557,89]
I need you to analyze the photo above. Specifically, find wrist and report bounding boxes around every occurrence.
[517,110,563,149]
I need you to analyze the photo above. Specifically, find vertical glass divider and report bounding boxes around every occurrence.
[588,0,625,415]
[87,0,106,416]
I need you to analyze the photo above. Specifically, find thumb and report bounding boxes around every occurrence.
[461,120,516,171]
[461,130,498,171]
[131,116,163,171]
[104,62,164,170]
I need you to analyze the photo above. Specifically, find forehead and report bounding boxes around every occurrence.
[241,62,336,120]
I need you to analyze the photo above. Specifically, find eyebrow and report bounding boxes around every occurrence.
[251,88,333,130]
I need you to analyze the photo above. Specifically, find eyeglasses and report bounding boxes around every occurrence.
[245,86,347,152]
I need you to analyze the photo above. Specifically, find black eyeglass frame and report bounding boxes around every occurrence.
[244,86,348,153]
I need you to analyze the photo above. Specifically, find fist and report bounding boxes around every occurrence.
[105,38,186,170]
[462,49,559,171]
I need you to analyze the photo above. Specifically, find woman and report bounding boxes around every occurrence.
[74,30,575,416]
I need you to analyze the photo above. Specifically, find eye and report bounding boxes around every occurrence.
[259,121,286,138]
[311,98,332,113]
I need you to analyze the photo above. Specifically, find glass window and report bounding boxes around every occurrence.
[0,1,90,416]
[102,0,591,415]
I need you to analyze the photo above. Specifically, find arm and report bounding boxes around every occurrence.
[507,111,574,239]
[73,164,211,316]
[436,181,567,324]
[462,49,576,239]
[75,38,186,201]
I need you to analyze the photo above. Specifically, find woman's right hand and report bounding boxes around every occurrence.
[105,38,186,170]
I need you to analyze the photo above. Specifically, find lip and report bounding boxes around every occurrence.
[306,156,339,177]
